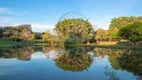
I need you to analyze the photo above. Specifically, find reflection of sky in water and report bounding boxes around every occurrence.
[45,50,58,59]
[31,52,46,59]
[0,51,139,80]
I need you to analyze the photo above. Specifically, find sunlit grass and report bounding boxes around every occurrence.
[96,42,118,45]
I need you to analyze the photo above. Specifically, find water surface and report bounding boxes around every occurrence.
[0,46,142,80]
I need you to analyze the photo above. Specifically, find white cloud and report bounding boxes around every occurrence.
[0,7,8,12]
[89,17,111,30]
[0,7,25,26]
[0,16,16,26]
[0,7,24,16]
[0,22,55,32]
[31,24,55,32]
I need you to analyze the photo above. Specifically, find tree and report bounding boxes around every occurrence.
[43,31,54,44]
[11,31,20,42]
[55,18,94,44]
[95,29,117,42]
[2,31,11,37]
[21,29,32,41]
[28,34,35,41]
[0,24,34,42]
[0,28,4,38]
[16,24,32,31]
[109,16,142,39]
[118,21,142,46]
[95,29,108,42]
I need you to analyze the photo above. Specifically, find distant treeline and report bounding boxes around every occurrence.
[95,16,142,46]
[0,24,43,42]
[54,16,142,46]
[95,16,142,42]
[0,16,142,46]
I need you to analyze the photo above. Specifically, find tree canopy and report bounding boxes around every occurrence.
[0,24,33,42]
[55,18,94,43]
[109,16,142,38]
[118,21,142,46]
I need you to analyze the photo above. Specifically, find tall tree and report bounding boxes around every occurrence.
[95,29,108,42]
[16,24,32,31]
[118,21,142,46]
[55,18,94,44]
[21,29,32,41]
[109,16,142,38]
[43,31,54,44]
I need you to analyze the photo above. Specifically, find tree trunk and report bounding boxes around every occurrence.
[86,39,90,45]
[132,41,139,46]
[109,39,111,42]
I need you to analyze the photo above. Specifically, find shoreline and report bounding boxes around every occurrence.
[0,41,142,51]
[0,41,50,47]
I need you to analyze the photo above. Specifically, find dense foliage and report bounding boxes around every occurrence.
[0,47,34,61]
[109,16,142,38]
[120,51,142,75]
[54,47,93,72]
[118,21,142,46]
[55,18,94,44]
[95,48,142,76]
[0,16,142,46]
[94,16,142,45]
[0,24,34,42]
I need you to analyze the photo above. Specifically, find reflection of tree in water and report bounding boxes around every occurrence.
[94,48,126,70]
[105,66,120,80]
[94,48,125,57]
[0,49,3,57]
[42,46,54,53]
[42,46,65,59]
[94,48,142,79]
[119,51,142,76]
[136,76,142,80]
[18,47,34,61]
[95,48,142,78]
[0,47,34,61]
[54,47,93,72]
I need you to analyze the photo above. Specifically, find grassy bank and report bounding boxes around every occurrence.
[1,41,142,51]
[65,41,142,51]
[79,44,142,51]
[0,41,50,47]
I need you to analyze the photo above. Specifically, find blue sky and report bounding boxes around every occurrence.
[0,0,142,32]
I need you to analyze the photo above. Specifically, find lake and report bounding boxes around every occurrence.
[0,46,142,80]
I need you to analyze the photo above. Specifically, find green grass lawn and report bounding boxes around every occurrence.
[0,41,50,47]
[78,43,142,51]
[65,41,142,51]
[0,40,142,51]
